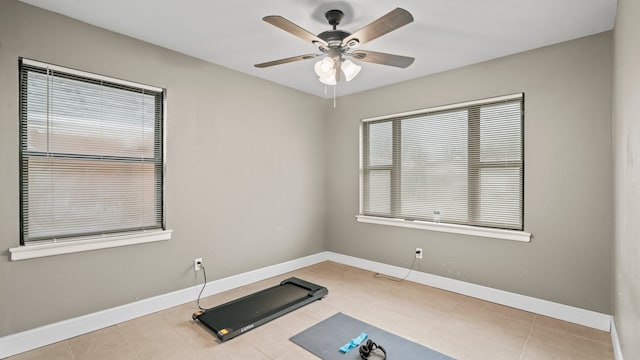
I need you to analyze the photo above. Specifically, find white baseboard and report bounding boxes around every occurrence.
[0,250,612,358]
[326,252,612,332]
[0,252,330,359]
[611,317,624,360]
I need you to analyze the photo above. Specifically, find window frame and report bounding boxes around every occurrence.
[11,58,171,260]
[358,93,530,242]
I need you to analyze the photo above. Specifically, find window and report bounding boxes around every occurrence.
[19,58,165,245]
[360,94,524,232]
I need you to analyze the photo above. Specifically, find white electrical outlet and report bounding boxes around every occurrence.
[194,258,203,271]
[415,248,423,259]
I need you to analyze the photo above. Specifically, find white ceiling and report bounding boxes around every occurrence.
[20,0,617,98]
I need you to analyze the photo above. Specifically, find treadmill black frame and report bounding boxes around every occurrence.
[192,277,328,342]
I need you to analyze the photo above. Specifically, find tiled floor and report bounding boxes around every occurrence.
[7,261,613,360]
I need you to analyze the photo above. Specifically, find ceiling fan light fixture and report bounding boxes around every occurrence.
[341,59,361,81]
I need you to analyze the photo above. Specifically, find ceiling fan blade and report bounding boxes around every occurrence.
[263,16,329,47]
[344,8,414,47]
[351,50,415,68]
[255,54,321,68]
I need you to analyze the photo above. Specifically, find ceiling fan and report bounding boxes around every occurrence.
[255,8,415,86]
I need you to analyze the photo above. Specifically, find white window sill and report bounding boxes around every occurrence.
[9,230,173,261]
[356,215,531,242]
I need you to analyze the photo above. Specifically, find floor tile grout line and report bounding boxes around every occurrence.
[518,314,537,360]
[66,340,76,360]
[115,321,145,360]
[531,323,613,345]
[248,338,278,360]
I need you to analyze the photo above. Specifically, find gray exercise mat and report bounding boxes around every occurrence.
[290,312,455,360]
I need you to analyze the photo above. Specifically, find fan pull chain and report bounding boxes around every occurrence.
[333,84,336,108]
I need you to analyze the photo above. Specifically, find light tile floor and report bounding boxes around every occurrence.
[7,261,613,360]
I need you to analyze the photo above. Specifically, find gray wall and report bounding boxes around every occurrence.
[613,0,640,357]
[0,0,326,336]
[325,32,613,313]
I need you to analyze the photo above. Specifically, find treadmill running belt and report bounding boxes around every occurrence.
[193,277,328,342]
[200,283,308,330]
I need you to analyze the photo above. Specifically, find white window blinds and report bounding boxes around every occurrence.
[361,94,524,231]
[19,59,165,244]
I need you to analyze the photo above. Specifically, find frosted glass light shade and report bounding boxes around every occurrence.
[314,57,334,77]
[341,59,361,81]
[315,57,337,85]
[319,72,337,85]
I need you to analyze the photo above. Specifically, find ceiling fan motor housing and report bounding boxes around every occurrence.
[318,9,352,50]
[318,30,350,44]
